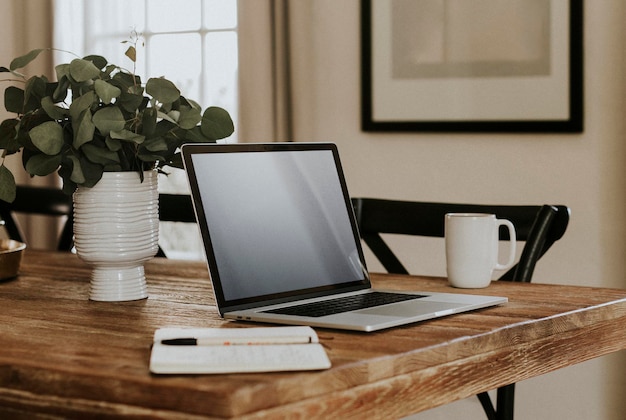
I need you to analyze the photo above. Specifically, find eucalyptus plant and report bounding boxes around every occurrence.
[0,45,234,203]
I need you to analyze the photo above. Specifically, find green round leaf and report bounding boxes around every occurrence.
[94,79,121,105]
[178,107,201,129]
[146,77,180,104]
[93,106,125,136]
[83,55,108,70]
[24,76,47,103]
[69,91,96,121]
[25,153,63,176]
[105,137,122,152]
[29,121,64,155]
[184,126,212,143]
[157,111,177,124]
[69,58,101,82]
[112,71,141,92]
[55,63,70,80]
[67,155,85,184]
[4,86,24,114]
[77,156,104,188]
[110,129,145,144]
[141,108,158,136]
[81,143,120,165]
[0,119,20,153]
[200,106,235,140]
[118,91,145,113]
[73,109,96,149]
[0,165,16,203]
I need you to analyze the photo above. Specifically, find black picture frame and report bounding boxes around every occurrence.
[361,0,583,133]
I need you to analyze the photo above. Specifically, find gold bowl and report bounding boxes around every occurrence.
[0,239,27,280]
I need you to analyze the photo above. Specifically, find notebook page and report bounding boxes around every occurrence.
[149,326,331,374]
[150,343,331,374]
[154,326,320,343]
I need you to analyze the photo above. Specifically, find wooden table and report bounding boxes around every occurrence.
[1,250,626,419]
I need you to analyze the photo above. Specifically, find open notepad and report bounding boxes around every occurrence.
[149,326,331,374]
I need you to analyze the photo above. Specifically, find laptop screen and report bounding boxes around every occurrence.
[182,143,370,311]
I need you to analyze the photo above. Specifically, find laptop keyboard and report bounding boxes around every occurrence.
[263,292,427,318]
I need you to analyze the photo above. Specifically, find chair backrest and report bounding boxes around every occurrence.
[155,193,197,257]
[0,188,198,257]
[351,198,570,283]
[0,186,74,251]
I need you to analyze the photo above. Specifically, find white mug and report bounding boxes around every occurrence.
[445,213,516,288]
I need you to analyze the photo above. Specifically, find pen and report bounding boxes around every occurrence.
[161,336,313,346]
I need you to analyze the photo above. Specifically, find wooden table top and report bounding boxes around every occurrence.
[1,250,626,419]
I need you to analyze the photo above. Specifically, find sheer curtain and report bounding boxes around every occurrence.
[238,0,298,142]
[238,0,322,144]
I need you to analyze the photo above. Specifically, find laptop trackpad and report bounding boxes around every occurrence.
[358,301,461,317]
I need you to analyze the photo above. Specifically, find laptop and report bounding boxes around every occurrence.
[181,142,507,332]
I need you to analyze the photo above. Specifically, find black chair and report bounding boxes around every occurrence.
[156,193,197,258]
[351,198,570,420]
[0,187,198,257]
[0,186,74,251]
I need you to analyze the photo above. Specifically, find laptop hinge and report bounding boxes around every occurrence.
[219,284,370,314]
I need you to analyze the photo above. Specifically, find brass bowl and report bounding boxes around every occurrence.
[0,239,27,281]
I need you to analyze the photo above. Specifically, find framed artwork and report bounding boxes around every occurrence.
[361,0,583,133]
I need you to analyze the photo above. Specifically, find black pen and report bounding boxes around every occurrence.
[161,336,312,346]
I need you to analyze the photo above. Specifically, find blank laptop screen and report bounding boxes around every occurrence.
[186,145,368,304]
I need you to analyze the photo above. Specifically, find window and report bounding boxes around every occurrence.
[53,0,239,259]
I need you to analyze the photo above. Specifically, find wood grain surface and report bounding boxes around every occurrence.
[1,250,625,419]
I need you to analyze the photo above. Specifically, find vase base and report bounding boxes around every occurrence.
[89,266,148,302]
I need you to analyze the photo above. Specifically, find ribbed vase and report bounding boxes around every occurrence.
[73,170,159,301]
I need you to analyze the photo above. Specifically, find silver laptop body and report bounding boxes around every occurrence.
[181,142,507,332]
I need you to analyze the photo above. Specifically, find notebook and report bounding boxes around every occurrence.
[150,326,331,374]
[181,142,507,332]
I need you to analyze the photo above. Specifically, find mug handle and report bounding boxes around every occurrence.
[495,219,516,270]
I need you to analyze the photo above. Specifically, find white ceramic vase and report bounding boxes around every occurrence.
[73,170,159,301]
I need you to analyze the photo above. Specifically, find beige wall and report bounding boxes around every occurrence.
[2,0,625,418]
[285,1,626,419]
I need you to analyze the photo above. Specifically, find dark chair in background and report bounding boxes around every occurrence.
[351,197,570,420]
[0,186,74,251]
[155,193,196,258]
[0,187,198,257]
